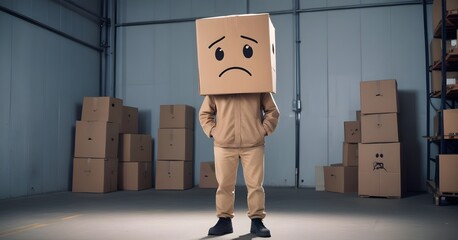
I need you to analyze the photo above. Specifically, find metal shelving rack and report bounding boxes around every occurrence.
[425,0,458,206]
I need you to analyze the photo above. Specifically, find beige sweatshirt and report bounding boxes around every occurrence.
[199,93,280,148]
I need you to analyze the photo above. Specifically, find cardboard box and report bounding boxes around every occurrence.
[431,71,458,93]
[358,142,402,197]
[443,109,458,139]
[323,164,358,193]
[81,97,123,124]
[432,0,458,32]
[120,106,138,134]
[160,105,194,129]
[439,154,458,193]
[344,121,361,143]
[360,79,398,115]
[119,134,152,162]
[72,158,118,193]
[356,110,361,122]
[430,38,455,65]
[315,166,325,191]
[74,121,120,158]
[157,129,194,161]
[118,162,153,191]
[199,162,218,188]
[361,113,399,143]
[155,160,193,190]
[196,13,276,95]
[343,142,358,166]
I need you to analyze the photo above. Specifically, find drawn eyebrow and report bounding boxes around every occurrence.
[240,35,258,44]
[208,36,225,49]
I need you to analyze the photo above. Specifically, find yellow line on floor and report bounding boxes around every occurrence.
[0,214,82,238]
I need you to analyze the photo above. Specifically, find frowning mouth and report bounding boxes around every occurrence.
[219,67,252,77]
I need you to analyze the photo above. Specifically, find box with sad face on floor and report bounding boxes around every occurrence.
[196,13,276,95]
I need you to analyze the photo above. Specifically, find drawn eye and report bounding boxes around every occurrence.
[375,153,379,158]
[215,47,224,61]
[272,44,275,54]
[243,44,253,58]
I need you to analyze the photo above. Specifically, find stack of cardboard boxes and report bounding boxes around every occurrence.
[323,112,360,193]
[156,105,194,190]
[435,109,458,193]
[359,79,402,198]
[73,97,123,193]
[118,106,153,191]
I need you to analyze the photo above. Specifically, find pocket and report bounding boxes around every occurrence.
[257,122,267,138]
[212,125,218,139]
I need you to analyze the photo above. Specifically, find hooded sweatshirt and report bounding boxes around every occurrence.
[199,93,279,148]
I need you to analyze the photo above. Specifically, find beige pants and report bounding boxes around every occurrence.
[214,145,266,219]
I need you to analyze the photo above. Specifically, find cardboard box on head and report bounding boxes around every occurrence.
[196,13,276,95]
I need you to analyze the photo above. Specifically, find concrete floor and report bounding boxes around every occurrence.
[0,187,457,240]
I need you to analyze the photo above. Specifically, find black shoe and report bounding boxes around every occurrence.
[250,218,271,238]
[208,217,233,236]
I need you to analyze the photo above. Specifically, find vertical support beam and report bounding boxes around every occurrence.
[438,0,447,184]
[293,0,302,188]
[101,0,115,97]
[422,0,431,181]
[440,0,446,153]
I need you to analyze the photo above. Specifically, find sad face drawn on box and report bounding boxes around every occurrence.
[209,34,262,77]
[196,14,276,95]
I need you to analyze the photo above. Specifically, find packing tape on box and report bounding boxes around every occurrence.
[377,114,382,127]
[91,98,98,112]
[171,105,175,116]
[169,130,174,144]
[376,81,382,96]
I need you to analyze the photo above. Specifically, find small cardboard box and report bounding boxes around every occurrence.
[432,0,458,31]
[323,164,358,193]
[356,110,361,122]
[439,155,458,193]
[431,71,458,94]
[343,142,358,166]
[119,134,152,162]
[120,106,138,134]
[155,160,193,190]
[315,166,325,191]
[81,97,123,124]
[199,162,218,188]
[160,105,194,129]
[360,79,398,115]
[358,142,402,198]
[361,113,399,143]
[344,121,361,143]
[118,162,153,191]
[74,121,120,158]
[157,129,194,161]
[72,158,118,193]
[196,13,276,95]
[443,109,458,139]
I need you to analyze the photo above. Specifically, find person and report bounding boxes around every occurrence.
[199,92,279,237]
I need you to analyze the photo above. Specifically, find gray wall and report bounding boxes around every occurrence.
[116,0,431,191]
[0,0,102,199]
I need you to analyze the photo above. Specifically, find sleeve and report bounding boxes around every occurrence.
[199,95,216,138]
[261,93,280,136]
